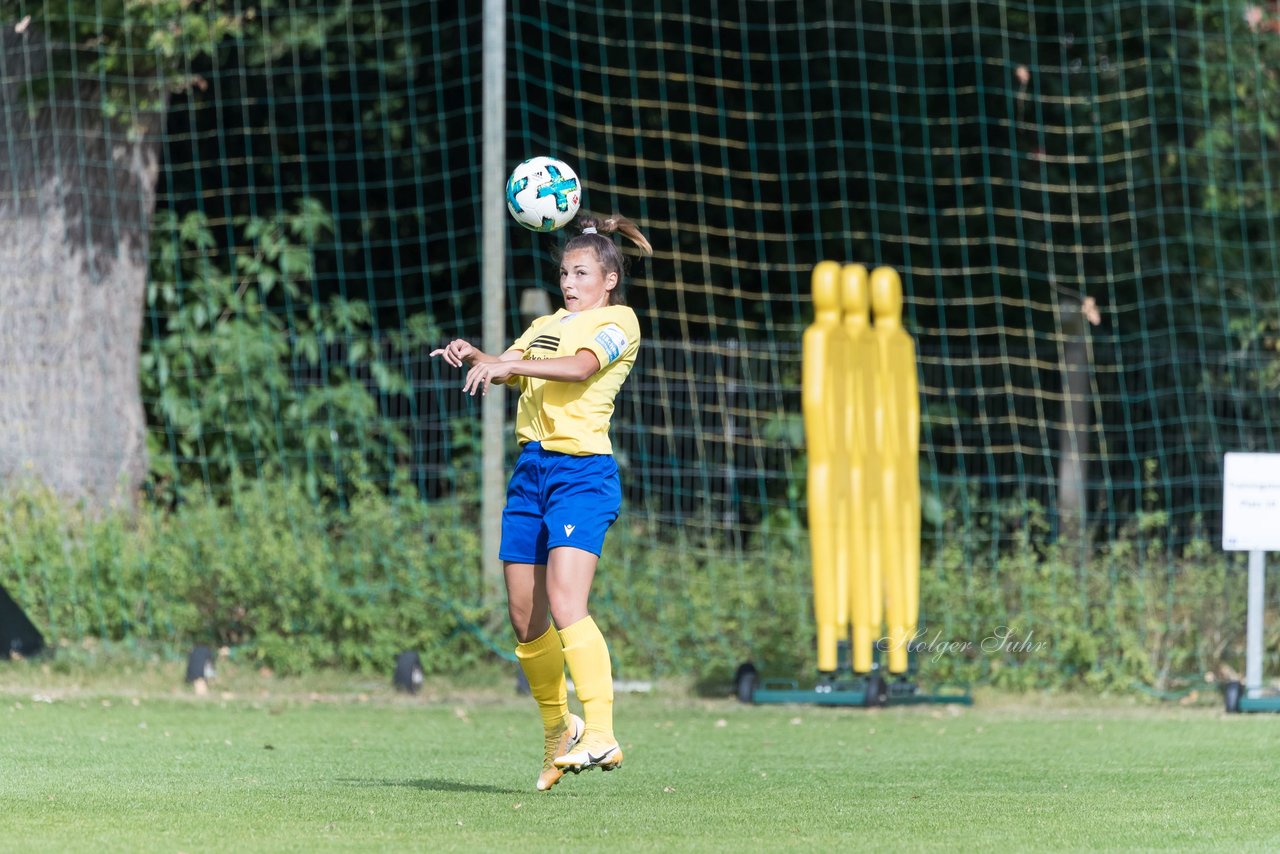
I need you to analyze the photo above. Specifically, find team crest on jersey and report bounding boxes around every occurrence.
[594,324,628,364]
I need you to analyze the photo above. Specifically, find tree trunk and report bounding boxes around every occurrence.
[0,31,160,510]
[1056,294,1090,540]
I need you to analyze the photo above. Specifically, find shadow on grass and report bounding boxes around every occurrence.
[339,778,522,795]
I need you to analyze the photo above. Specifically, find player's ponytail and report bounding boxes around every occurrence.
[562,213,652,307]
[592,214,653,257]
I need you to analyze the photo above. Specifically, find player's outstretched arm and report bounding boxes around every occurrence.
[462,349,600,397]
[429,339,524,369]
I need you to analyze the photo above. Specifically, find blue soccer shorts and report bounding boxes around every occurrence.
[498,442,622,565]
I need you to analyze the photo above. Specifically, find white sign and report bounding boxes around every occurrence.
[1223,453,1280,551]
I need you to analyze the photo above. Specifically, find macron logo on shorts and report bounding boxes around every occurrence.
[564,524,575,537]
[594,324,628,364]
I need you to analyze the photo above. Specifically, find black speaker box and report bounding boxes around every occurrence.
[0,584,45,658]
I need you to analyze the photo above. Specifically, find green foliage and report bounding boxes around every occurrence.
[917,500,1262,693]
[14,1,246,133]
[142,202,437,504]
[599,516,813,684]
[0,479,485,676]
[0,475,1269,689]
[1176,4,1280,408]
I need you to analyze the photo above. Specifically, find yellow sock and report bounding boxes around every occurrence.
[514,624,568,732]
[559,616,614,740]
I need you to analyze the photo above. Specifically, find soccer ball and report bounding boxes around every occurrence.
[505,156,581,232]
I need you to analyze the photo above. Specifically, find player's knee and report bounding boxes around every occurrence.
[509,605,551,643]
[547,593,589,630]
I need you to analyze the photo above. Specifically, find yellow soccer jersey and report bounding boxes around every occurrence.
[509,305,641,455]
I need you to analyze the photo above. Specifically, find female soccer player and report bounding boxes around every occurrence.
[431,214,652,791]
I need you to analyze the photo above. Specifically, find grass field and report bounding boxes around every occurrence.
[3,658,1280,852]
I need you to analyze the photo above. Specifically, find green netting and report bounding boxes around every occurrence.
[1,1,1278,687]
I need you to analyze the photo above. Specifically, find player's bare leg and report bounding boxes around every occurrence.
[547,547,622,773]
[507,562,583,790]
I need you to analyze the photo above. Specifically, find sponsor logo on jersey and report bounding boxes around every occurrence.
[594,324,628,364]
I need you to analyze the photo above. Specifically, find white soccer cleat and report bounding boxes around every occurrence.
[537,713,585,791]
[553,730,623,773]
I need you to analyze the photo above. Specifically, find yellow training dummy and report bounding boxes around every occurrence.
[841,263,880,675]
[870,266,921,675]
[802,261,849,674]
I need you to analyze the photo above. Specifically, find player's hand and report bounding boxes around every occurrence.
[462,360,515,396]
[429,339,476,368]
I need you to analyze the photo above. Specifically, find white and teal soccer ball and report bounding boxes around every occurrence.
[505,156,581,232]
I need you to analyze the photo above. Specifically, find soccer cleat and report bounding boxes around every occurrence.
[536,713,585,791]
[553,730,623,773]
